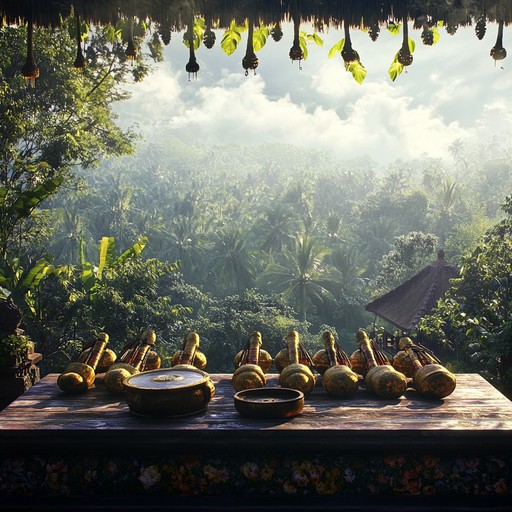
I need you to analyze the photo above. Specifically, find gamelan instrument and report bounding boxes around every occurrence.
[274,334,314,374]
[57,332,109,394]
[395,337,456,399]
[232,331,266,392]
[278,331,316,395]
[319,331,359,398]
[233,334,273,374]
[171,331,207,370]
[104,330,156,393]
[356,330,407,399]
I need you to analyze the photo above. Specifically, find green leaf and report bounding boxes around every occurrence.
[17,259,54,295]
[10,177,64,220]
[193,33,202,51]
[328,38,345,59]
[183,31,203,51]
[431,27,441,45]
[388,22,401,36]
[80,262,96,293]
[0,257,54,304]
[98,236,115,278]
[308,33,324,47]
[117,236,148,266]
[253,27,269,52]
[408,38,416,53]
[193,18,205,49]
[194,18,206,31]
[0,274,9,290]
[67,17,88,41]
[388,58,404,81]
[79,237,86,267]
[0,258,15,290]
[347,61,367,84]
[104,24,120,44]
[0,187,7,207]
[300,37,309,61]
[221,19,247,56]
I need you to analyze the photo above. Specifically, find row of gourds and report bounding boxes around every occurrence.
[57,328,456,400]
[232,329,456,400]
[57,331,160,394]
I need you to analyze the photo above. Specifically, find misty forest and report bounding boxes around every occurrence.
[2,10,512,399]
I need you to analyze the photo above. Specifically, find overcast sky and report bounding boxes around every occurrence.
[114,22,512,165]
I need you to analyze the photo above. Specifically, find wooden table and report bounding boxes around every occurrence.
[1,373,512,511]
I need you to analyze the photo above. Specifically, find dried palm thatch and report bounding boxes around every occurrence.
[365,250,459,331]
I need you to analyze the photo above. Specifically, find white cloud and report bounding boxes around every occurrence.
[114,23,512,165]
[115,63,183,122]
[471,100,512,141]
[124,70,470,163]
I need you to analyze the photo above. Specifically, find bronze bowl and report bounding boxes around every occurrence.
[124,367,215,417]
[234,387,304,419]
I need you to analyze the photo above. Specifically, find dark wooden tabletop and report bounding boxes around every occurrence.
[1,373,511,455]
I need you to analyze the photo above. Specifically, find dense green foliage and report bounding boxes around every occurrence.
[31,136,511,374]
[0,19,166,367]
[187,290,309,372]
[419,196,512,393]
[0,334,33,366]
[1,21,512,386]
[0,19,147,260]
[32,245,195,372]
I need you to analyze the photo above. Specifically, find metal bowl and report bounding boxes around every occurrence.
[124,367,215,417]
[234,387,304,419]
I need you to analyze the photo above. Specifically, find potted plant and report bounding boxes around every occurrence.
[0,315,40,407]
[0,333,34,369]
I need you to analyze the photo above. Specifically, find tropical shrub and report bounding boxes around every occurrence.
[419,196,512,394]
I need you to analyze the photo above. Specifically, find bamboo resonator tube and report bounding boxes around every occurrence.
[180,331,199,366]
[397,337,456,399]
[171,331,207,370]
[320,331,359,398]
[57,332,109,394]
[279,331,316,395]
[104,330,156,394]
[274,336,314,374]
[357,330,407,399]
[232,331,266,391]
[234,338,273,374]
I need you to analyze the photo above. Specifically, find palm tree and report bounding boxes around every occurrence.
[324,212,345,245]
[357,215,397,271]
[260,234,333,321]
[254,204,298,254]
[48,205,83,265]
[206,227,259,296]
[86,173,137,249]
[436,179,461,216]
[107,177,136,248]
[448,139,467,171]
[283,177,314,229]
[166,216,205,280]
[328,244,366,289]
[434,178,462,245]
